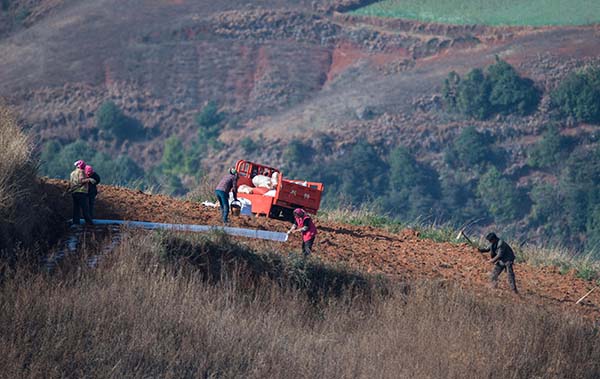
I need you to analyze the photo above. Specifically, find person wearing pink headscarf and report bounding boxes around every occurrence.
[84,165,101,219]
[287,208,317,257]
[69,160,95,225]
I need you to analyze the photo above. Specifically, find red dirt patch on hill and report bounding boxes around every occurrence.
[44,179,600,322]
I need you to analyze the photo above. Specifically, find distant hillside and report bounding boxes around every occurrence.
[1,0,600,250]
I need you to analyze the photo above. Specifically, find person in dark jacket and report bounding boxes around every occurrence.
[479,232,518,293]
[84,165,101,219]
[287,208,317,257]
[215,167,238,225]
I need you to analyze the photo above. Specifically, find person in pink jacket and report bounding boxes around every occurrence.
[287,208,317,257]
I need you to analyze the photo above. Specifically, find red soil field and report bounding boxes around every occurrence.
[44,179,600,321]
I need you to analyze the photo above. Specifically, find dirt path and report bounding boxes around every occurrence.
[44,179,600,321]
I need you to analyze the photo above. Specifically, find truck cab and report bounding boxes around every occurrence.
[234,160,324,220]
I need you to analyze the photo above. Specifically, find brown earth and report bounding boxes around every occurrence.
[43,179,600,322]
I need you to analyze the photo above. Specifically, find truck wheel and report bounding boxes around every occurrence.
[269,206,294,222]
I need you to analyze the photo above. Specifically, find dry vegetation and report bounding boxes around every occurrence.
[1,231,599,379]
[0,104,38,250]
[0,103,61,264]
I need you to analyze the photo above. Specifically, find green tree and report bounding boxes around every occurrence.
[477,167,527,223]
[487,58,540,116]
[96,101,143,140]
[528,125,571,168]
[445,126,502,170]
[39,140,65,178]
[444,60,540,119]
[456,68,492,120]
[386,147,441,220]
[551,67,600,124]
[240,137,258,155]
[321,141,387,206]
[196,101,223,128]
[160,136,185,177]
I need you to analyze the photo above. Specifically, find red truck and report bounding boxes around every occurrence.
[234,160,324,220]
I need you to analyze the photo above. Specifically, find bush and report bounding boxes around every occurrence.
[385,147,441,220]
[96,101,143,140]
[445,126,503,170]
[487,59,541,116]
[477,167,528,223]
[327,141,388,206]
[456,68,492,119]
[528,125,572,168]
[240,137,258,155]
[443,59,540,119]
[283,139,314,171]
[196,100,223,128]
[160,136,185,177]
[551,66,600,124]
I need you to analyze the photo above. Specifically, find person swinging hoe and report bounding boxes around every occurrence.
[478,232,518,294]
[287,208,317,257]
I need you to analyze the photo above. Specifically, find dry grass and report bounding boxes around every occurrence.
[1,231,599,378]
[0,103,38,251]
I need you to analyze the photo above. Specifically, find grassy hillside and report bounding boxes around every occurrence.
[2,232,599,378]
[352,0,600,26]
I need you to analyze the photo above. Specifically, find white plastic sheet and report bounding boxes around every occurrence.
[78,219,288,242]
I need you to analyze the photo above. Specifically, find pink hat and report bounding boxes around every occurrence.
[293,208,305,217]
[74,160,86,169]
[84,165,94,176]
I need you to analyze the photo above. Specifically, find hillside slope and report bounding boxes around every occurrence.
[44,179,600,321]
[3,0,598,169]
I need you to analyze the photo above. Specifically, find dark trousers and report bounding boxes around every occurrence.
[88,194,97,219]
[215,190,229,223]
[72,192,93,225]
[302,237,315,257]
[491,261,518,293]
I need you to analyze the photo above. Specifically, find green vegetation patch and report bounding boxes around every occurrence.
[352,0,600,26]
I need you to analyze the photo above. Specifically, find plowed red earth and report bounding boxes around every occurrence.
[44,179,600,321]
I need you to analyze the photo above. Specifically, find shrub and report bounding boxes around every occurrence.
[196,100,223,128]
[487,58,541,116]
[385,147,441,220]
[443,59,540,119]
[96,101,143,140]
[445,126,504,170]
[456,68,492,119]
[331,141,388,206]
[160,136,185,177]
[477,167,528,223]
[528,125,572,168]
[240,137,257,155]
[551,66,600,124]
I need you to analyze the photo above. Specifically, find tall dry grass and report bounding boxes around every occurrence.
[1,231,599,378]
[0,103,61,263]
[0,104,37,250]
